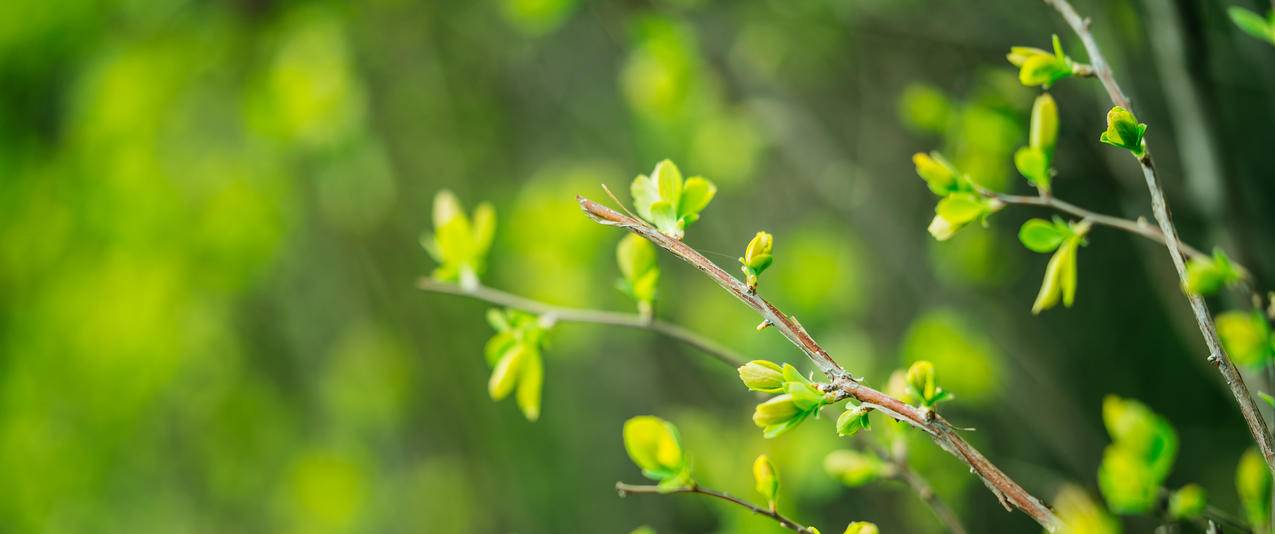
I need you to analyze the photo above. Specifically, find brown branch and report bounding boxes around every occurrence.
[615,482,816,533]
[1044,0,1275,474]
[416,278,744,368]
[420,277,970,526]
[579,196,1063,531]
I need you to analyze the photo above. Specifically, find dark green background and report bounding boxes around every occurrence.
[2,0,1274,532]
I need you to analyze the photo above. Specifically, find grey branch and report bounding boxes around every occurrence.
[1044,0,1275,474]
[417,278,743,368]
[579,195,1063,531]
[615,482,816,533]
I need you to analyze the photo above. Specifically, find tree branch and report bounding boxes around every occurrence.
[615,482,817,533]
[417,278,743,368]
[579,196,1063,531]
[1044,0,1275,474]
[421,277,968,528]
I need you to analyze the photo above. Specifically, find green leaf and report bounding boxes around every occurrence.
[1230,6,1275,44]
[1261,391,1275,408]
[1054,485,1121,534]
[1168,484,1206,520]
[648,200,679,235]
[843,522,880,534]
[1033,236,1080,314]
[471,202,496,258]
[1019,218,1066,253]
[912,152,965,195]
[631,174,659,221]
[1014,147,1050,191]
[488,344,527,401]
[623,416,688,482]
[652,159,683,206]
[1099,396,1179,514]
[484,331,516,367]
[617,234,656,281]
[935,194,984,224]
[679,176,716,217]
[515,349,543,421]
[1217,310,1274,368]
[1237,447,1272,529]
[738,360,786,394]
[1184,248,1241,295]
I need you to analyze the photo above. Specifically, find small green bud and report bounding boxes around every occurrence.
[738,360,786,394]
[1184,248,1241,296]
[1054,485,1120,534]
[912,152,963,196]
[1216,310,1274,368]
[1099,106,1148,158]
[488,344,528,401]
[1006,36,1076,88]
[739,231,775,291]
[835,404,872,438]
[1168,484,1206,520]
[1238,447,1272,529]
[1029,93,1059,156]
[928,193,1001,242]
[906,361,936,402]
[842,522,879,534]
[824,449,890,487]
[753,454,780,510]
[753,394,802,428]
[623,416,691,488]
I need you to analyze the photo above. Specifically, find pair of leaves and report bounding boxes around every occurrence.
[1184,248,1241,296]
[1006,35,1080,88]
[1014,93,1059,193]
[1020,218,1089,314]
[616,234,660,315]
[1216,310,1275,368]
[422,190,496,288]
[905,360,951,408]
[745,362,827,438]
[1230,6,1275,46]
[630,160,717,239]
[485,309,549,421]
[913,153,1003,241]
[623,416,693,491]
[739,231,774,291]
[929,193,1004,242]
[1099,106,1148,158]
[1097,396,1178,514]
[835,403,871,438]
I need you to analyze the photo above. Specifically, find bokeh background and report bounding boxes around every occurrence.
[3,0,1275,532]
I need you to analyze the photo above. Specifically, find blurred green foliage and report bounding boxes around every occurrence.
[2,0,1274,532]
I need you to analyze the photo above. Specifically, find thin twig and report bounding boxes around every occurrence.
[615,482,817,533]
[1044,0,1275,474]
[579,196,1064,531]
[865,440,968,534]
[976,186,1210,264]
[421,277,969,526]
[416,278,744,368]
